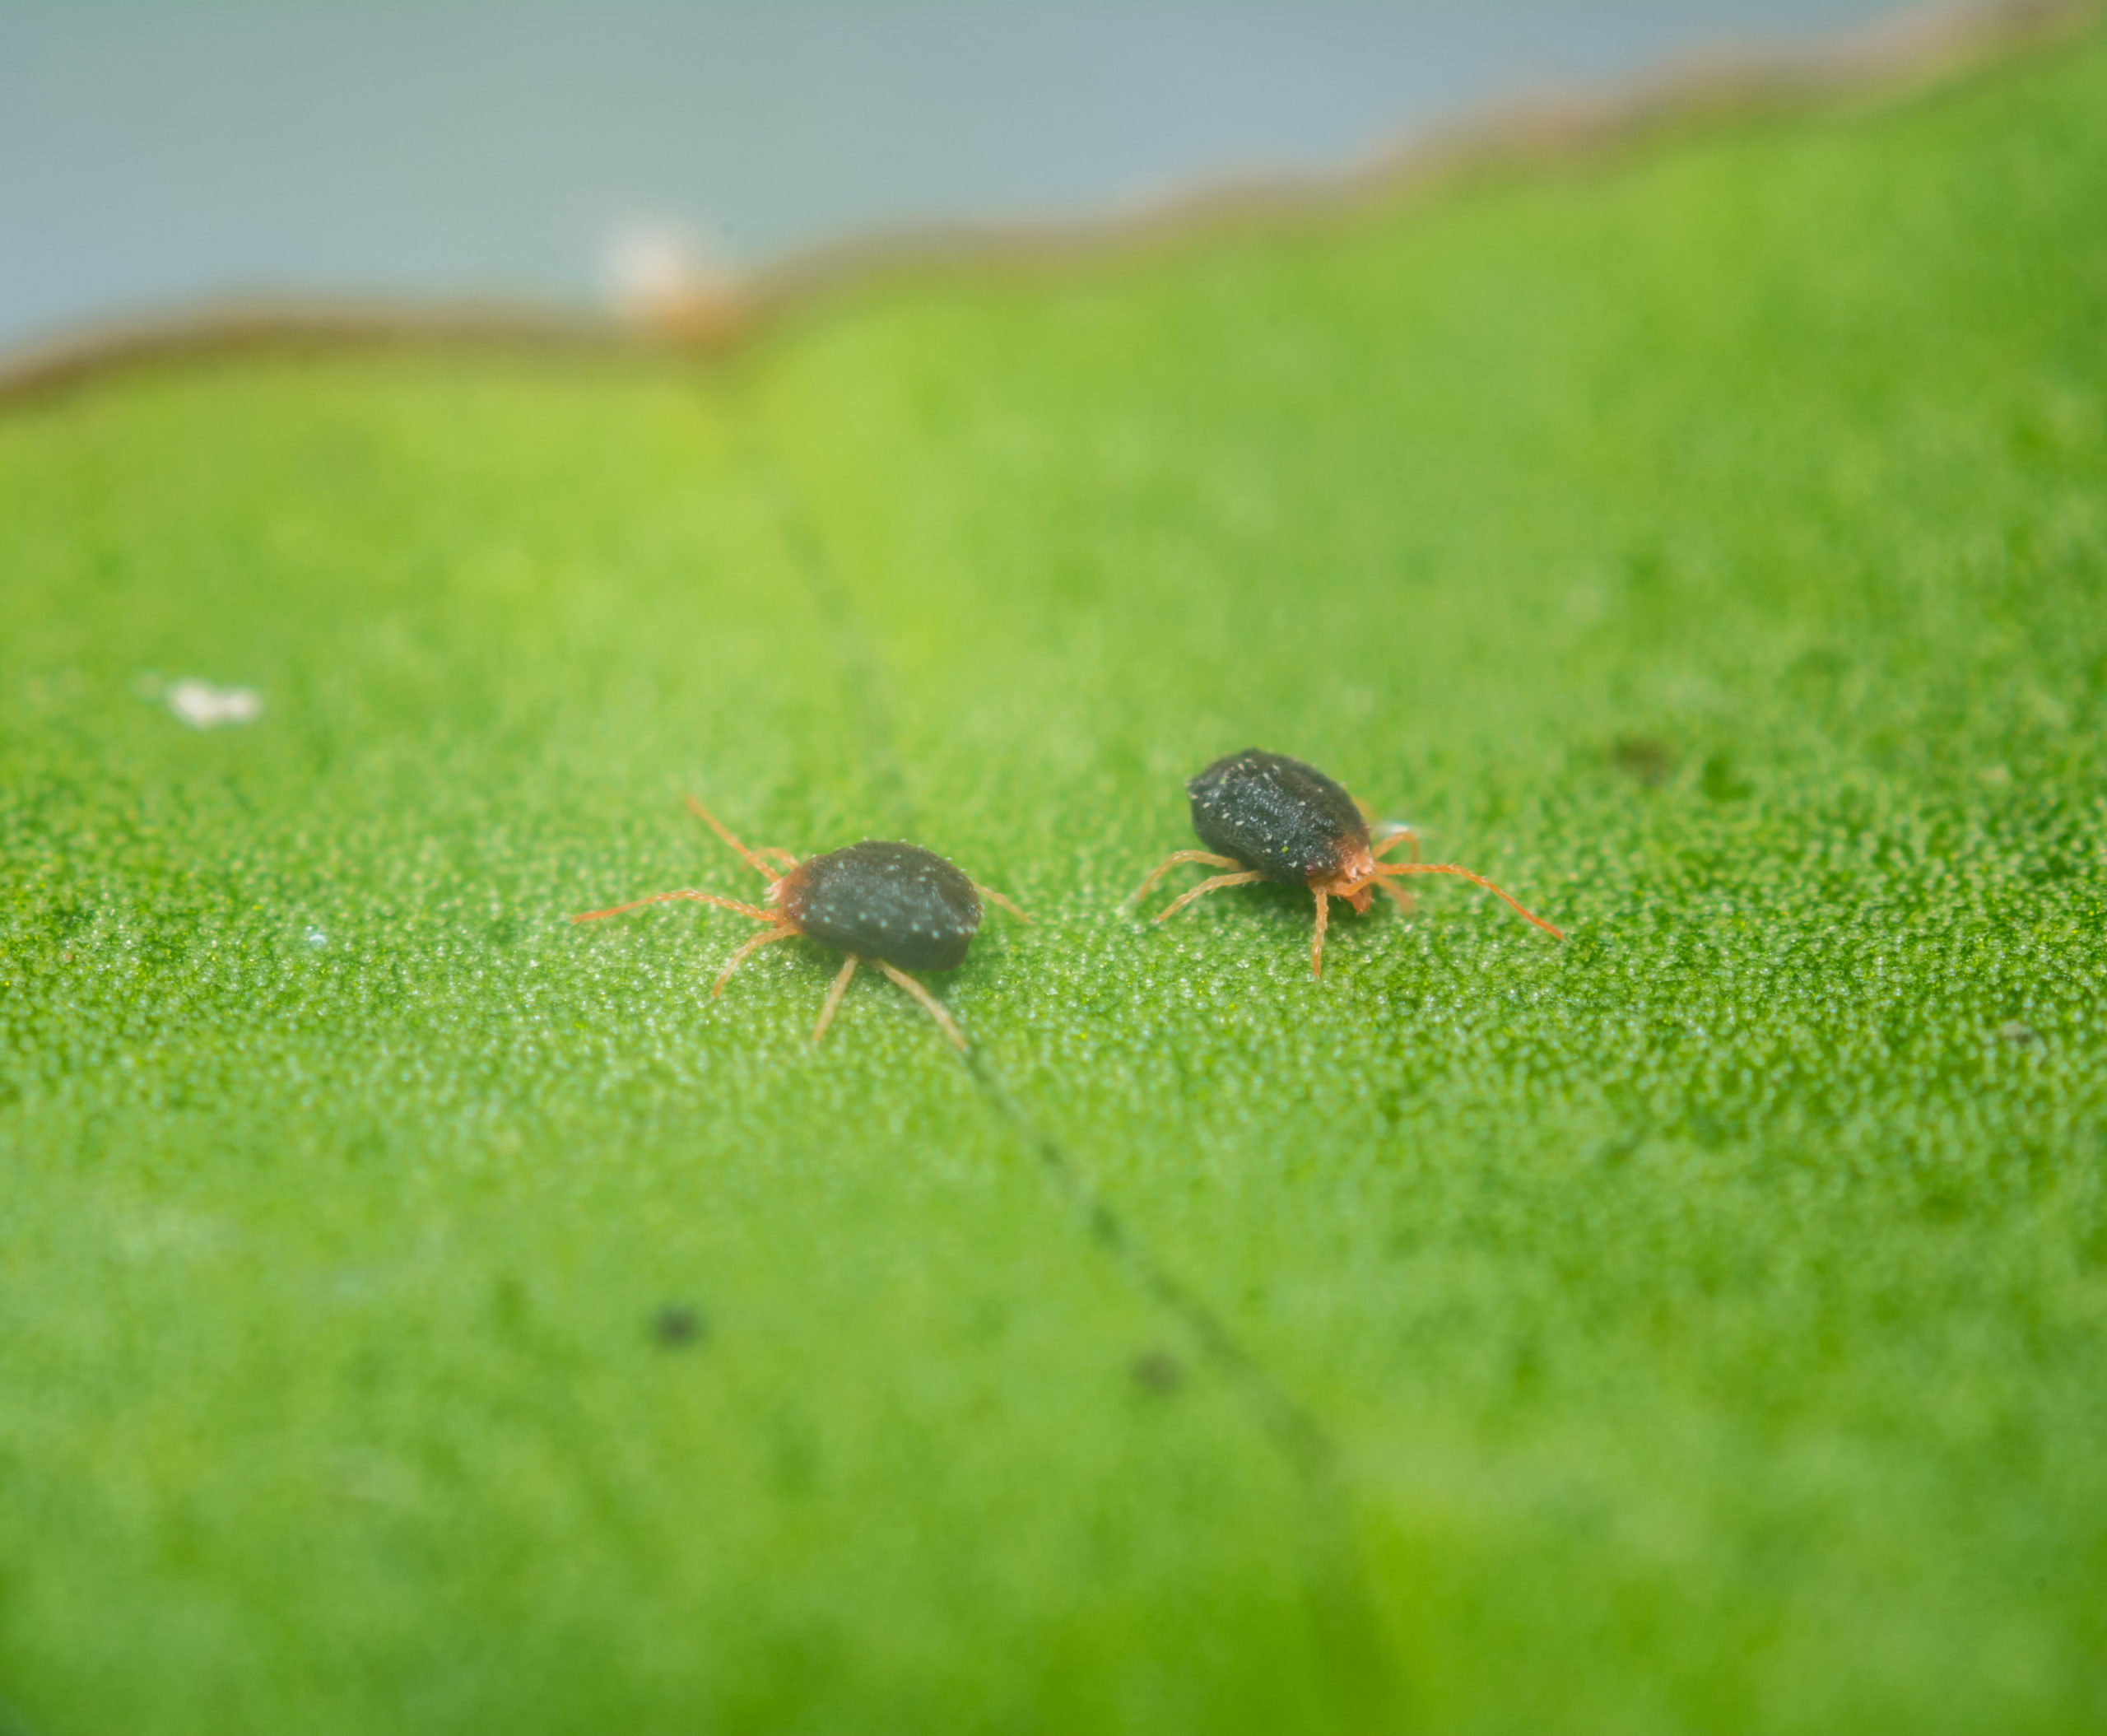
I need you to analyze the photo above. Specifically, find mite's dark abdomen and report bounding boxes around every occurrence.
[1188,749,1370,885]
[781,841,982,971]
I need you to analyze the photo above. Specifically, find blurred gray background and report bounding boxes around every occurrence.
[2,1,1928,352]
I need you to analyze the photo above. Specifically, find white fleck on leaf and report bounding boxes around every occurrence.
[166,679,263,728]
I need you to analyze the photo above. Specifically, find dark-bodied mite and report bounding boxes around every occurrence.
[574,798,1026,1050]
[1132,749,1562,977]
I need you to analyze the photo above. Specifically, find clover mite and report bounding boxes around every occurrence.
[575,797,1026,1050]
[1131,748,1562,977]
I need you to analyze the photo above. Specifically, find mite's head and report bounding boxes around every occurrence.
[1314,843,1381,914]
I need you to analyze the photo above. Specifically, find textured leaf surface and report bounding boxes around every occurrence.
[5,32,2107,1736]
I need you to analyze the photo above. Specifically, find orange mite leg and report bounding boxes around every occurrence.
[684,794,793,882]
[812,953,860,1044]
[974,884,1031,924]
[572,888,775,924]
[1310,889,1330,979]
[1155,870,1266,923]
[1375,876,1418,915]
[713,924,798,998]
[1129,850,1240,906]
[1376,863,1565,940]
[875,961,967,1052]
[1372,826,1422,864]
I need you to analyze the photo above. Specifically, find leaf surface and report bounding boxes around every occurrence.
[5,32,2107,1735]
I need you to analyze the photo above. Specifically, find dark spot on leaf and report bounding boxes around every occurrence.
[1685,1106,1730,1148]
[1583,1132,1639,1168]
[1785,645,1849,686]
[1612,737,1677,786]
[46,903,94,938]
[652,1304,706,1347]
[1510,1338,1543,1399]
[140,922,192,970]
[1700,754,1752,802]
[770,1419,817,1495]
[1131,1350,1183,1394]
[491,1277,528,1337]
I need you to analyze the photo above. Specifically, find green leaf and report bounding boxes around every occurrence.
[7,30,2107,1734]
